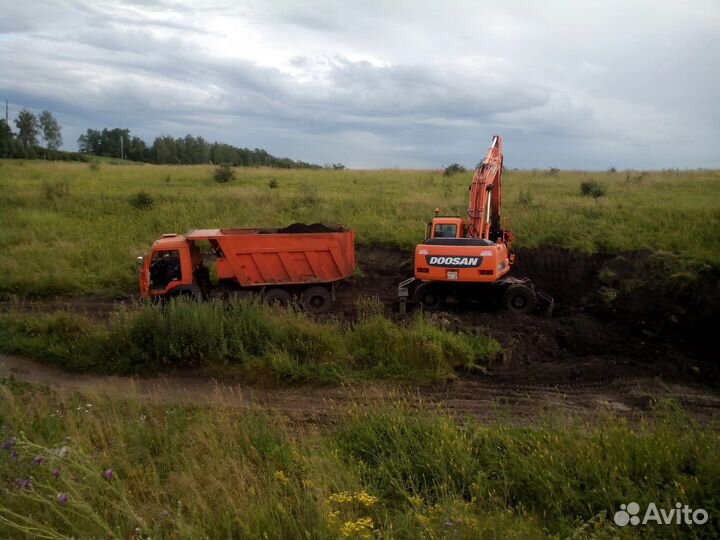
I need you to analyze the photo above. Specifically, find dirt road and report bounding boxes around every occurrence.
[3,353,719,424]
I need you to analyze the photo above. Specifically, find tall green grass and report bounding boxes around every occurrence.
[0,382,717,539]
[0,160,718,297]
[0,298,500,383]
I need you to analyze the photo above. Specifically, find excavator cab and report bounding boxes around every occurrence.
[427,217,465,240]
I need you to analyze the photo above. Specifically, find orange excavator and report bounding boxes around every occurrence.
[399,135,553,314]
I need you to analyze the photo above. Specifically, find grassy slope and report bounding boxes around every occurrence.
[0,382,717,540]
[0,298,500,383]
[0,160,718,297]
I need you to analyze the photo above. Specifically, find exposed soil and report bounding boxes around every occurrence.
[274,222,347,234]
[2,246,719,413]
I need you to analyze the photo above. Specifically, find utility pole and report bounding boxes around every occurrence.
[120,134,124,160]
[4,100,7,124]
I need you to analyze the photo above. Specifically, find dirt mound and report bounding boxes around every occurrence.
[276,223,345,234]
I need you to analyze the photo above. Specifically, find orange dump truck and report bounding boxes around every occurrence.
[137,225,355,312]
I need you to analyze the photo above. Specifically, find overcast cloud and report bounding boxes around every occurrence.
[1,0,719,168]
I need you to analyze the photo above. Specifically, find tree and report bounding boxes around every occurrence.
[78,129,102,154]
[38,111,63,150]
[0,119,13,158]
[14,109,39,149]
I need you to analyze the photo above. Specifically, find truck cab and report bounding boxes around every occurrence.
[138,234,197,298]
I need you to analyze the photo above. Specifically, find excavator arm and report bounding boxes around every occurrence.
[467,135,504,240]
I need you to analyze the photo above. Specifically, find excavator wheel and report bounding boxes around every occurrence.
[302,286,332,314]
[264,288,292,308]
[415,284,445,311]
[503,283,537,314]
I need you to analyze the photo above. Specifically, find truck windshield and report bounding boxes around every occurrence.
[149,250,181,290]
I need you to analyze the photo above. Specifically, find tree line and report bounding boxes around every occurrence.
[77,129,320,168]
[1,108,322,169]
[0,109,65,159]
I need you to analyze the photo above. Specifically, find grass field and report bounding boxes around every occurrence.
[0,380,717,540]
[0,160,718,297]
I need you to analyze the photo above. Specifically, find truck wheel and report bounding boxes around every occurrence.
[265,288,292,308]
[415,284,445,311]
[302,286,332,313]
[503,284,537,314]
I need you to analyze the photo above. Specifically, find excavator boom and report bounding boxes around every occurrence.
[467,135,504,240]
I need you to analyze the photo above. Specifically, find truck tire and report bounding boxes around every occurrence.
[264,288,292,308]
[302,286,332,313]
[415,284,445,311]
[503,283,537,314]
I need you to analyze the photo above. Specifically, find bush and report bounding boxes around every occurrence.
[42,181,70,201]
[580,180,607,198]
[516,188,536,207]
[213,163,235,183]
[268,178,279,189]
[443,163,466,176]
[128,191,154,210]
[88,161,101,171]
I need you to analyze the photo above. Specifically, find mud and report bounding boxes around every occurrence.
[2,247,718,392]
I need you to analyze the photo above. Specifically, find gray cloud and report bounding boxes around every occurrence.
[1,0,718,168]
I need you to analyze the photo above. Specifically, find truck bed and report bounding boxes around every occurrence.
[186,226,355,288]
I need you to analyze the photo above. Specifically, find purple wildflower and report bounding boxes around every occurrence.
[159,509,170,520]
[56,492,68,506]
[103,469,114,481]
[53,468,62,479]
[1,437,15,450]
[20,479,31,489]
[33,455,44,465]
[9,450,17,459]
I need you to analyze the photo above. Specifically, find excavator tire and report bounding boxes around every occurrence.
[264,288,292,308]
[415,284,445,311]
[503,283,537,314]
[302,286,332,314]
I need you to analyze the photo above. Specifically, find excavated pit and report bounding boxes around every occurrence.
[337,246,720,386]
[2,246,718,388]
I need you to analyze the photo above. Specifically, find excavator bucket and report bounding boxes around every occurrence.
[536,290,555,317]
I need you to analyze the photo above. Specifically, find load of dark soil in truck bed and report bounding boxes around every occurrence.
[275,223,346,234]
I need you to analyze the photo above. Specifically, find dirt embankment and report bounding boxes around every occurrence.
[341,246,720,386]
[2,246,719,390]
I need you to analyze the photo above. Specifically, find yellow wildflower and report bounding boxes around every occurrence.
[354,490,378,507]
[274,470,289,485]
[340,517,374,539]
[328,491,354,504]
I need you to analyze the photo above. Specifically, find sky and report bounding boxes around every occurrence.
[1,0,719,169]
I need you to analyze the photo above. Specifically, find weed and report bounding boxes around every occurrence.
[443,163,466,176]
[128,191,154,210]
[42,181,70,201]
[580,179,607,198]
[268,178,279,189]
[213,163,234,183]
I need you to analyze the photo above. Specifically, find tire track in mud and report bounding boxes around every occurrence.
[2,353,719,424]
